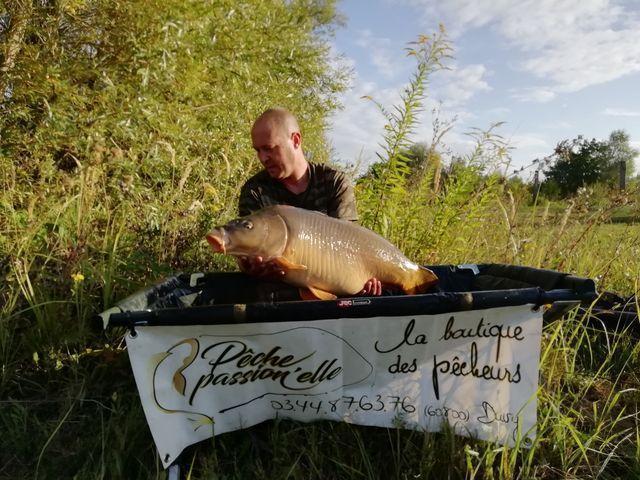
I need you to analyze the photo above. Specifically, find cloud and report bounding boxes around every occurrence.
[603,107,640,117]
[508,133,549,150]
[327,42,356,88]
[328,75,403,169]
[510,87,556,103]
[328,53,490,170]
[355,30,406,79]
[630,142,640,172]
[403,0,640,100]
[435,64,491,107]
[329,82,484,171]
[438,128,481,153]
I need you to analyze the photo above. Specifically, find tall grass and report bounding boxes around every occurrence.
[1,12,639,480]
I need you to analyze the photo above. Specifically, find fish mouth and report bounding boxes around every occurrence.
[205,230,226,253]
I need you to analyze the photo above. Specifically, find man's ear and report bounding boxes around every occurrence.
[291,131,302,149]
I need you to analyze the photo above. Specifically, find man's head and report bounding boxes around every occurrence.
[251,108,306,181]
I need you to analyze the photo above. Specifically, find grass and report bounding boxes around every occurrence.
[2,190,639,479]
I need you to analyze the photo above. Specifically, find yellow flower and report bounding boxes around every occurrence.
[71,273,85,283]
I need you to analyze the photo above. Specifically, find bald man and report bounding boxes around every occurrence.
[238,107,382,296]
[239,108,358,220]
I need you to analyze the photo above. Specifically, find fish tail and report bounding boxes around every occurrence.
[404,266,439,295]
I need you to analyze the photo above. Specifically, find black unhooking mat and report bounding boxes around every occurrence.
[97,263,635,332]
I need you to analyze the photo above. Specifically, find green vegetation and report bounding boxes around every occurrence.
[541,130,639,198]
[1,1,639,479]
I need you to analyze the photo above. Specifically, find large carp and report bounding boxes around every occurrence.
[206,205,438,299]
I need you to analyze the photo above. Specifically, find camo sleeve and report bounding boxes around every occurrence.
[326,170,358,222]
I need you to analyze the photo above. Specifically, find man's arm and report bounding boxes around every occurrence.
[327,170,358,222]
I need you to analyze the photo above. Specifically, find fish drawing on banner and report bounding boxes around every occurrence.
[150,326,374,427]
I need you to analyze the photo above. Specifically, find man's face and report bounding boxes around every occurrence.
[251,120,298,180]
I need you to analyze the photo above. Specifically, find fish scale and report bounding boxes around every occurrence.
[288,207,364,292]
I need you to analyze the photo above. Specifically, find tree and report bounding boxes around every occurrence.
[603,129,638,181]
[360,142,440,179]
[0,0,349,300]
[542,130,639,197]
[543,136,611,197]
[0,0,32,99]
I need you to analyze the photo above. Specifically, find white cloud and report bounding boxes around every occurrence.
[404,0,513,37]
[603,107,640,117]
[328,42,356,88]
[403,0,640,100]
[510,87,556,103]
[508,133,549,150]
[328,52,489,170]
[330,89,485,171]
[329,77,472,171]
[448,109,477,122]
[630,141,640,173]
[328,75,403,169]
[435,64,491,107]
[355,30,406,79]
[439,128,479,152]
[542,120,574,130]
[496,131,554,172]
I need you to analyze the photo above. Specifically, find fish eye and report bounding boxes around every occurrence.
[241,220,253,230]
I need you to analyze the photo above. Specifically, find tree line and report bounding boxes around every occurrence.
[540,130,638,198]
[362,129,638,200]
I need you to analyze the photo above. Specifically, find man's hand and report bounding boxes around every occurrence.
[359,277,382,296]
[237,256,286,280]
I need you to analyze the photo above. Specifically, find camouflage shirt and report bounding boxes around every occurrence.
[238,163,358,221]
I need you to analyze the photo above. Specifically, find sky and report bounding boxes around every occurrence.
[327,0,640,181]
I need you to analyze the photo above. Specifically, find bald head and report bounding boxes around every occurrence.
[252,108,300,139]
[251,108,307,182]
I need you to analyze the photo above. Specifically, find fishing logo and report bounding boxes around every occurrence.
[150,326,373,419]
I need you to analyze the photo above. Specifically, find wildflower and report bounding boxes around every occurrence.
[71,272,85,282]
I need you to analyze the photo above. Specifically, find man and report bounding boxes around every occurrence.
[238,107,382,296]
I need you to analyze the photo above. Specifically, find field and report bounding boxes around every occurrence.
[1,1,640,478]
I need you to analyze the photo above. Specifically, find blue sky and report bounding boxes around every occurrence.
[327,0,640,180]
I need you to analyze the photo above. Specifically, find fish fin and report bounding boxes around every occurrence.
[173,372,186,396]
[403,267,439,295]
[299,287,337,301]
[273,256,308,271]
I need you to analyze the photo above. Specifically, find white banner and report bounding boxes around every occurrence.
[125,304,542,468]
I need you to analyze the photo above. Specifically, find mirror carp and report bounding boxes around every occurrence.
[206,205,438,300]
